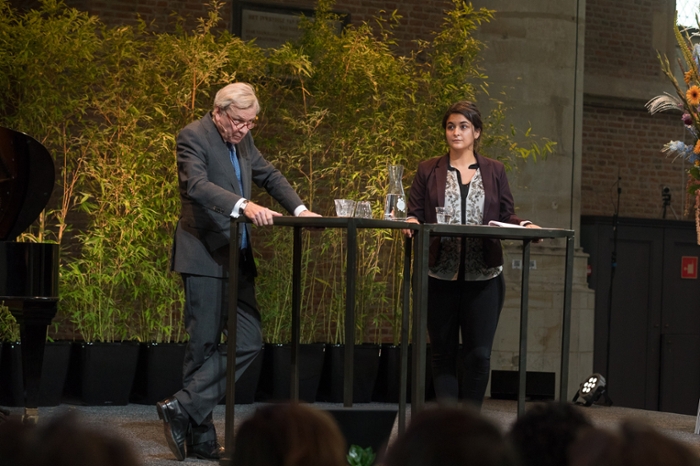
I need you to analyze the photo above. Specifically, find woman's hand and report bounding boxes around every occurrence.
[402,217,421,237]
[525,223,543,243]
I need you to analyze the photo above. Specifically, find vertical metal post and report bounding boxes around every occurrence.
[223,220,241,464]
[399,235,412,434]
[411,225,429,413]
[518,240,531,417]
[560,235,574,401]
[291,226,303,401]
[344,220,357,407]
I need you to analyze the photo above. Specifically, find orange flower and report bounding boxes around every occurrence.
[688,86,700,106]
[685,71,694,85]
[694,140,700,154]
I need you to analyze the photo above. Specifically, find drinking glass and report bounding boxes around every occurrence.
[334,199,356,217]
[354,201,372,219]
[436,206,452,224]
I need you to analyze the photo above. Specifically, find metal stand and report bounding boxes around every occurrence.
[411,224,574,417]
[220,220,574,465]
[220,217,419,465]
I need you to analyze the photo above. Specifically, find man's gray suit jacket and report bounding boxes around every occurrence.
[171,112,303,278]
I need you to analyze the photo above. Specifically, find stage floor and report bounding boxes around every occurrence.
[3,398,700,465]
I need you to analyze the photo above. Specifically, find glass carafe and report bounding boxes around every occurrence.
[384,164,407,220]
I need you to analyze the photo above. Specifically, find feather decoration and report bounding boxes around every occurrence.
[662,140,694,161]
[646,93,683,114]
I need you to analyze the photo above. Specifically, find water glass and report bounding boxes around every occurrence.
[436,206,452,224]
[354,201,372,219]
[334,199,356,217]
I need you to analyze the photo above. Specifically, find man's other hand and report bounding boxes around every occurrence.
[243,201,282,226]
[298,210,321,218]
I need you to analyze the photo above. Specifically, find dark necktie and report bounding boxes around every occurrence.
[228,144,248,249]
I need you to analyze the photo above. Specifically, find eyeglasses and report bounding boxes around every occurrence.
[224,111,257,130]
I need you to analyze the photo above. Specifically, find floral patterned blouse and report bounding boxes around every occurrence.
[428,164,503,281]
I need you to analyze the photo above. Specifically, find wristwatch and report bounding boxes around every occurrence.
[239,199,249,215]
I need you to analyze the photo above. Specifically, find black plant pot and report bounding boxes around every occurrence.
[373,344,411,403]
[421,344,436,402]
[130,342,187,405]
[0,341,71,407]
[373,344,437,402]
[218,344,264,405]
[256,343,325,403]
[64,341,140,406]
[317,344,381,403]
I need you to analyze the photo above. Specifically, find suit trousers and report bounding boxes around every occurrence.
[174,266,262,439]
[427,273,505,407]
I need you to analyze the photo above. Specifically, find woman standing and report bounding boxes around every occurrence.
[403,101,540,407]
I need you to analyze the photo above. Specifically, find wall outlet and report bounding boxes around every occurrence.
[512,259,536,270]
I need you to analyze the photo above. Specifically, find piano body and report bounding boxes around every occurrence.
[0,126,59,422]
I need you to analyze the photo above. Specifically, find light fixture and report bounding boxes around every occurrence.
[572,373,612,407]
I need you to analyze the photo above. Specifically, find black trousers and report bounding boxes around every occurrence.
[427,274,505,407]
[173,267,262,443]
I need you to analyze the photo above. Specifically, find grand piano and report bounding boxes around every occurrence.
[0,126,59,422]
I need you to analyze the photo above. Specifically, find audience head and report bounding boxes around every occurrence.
[233,402,347,466]
[509,401,592,466]
[569,420,700,466]
[382,405,518,466]
[0,411,142,466]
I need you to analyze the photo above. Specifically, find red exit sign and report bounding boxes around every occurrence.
[682,256,698,279]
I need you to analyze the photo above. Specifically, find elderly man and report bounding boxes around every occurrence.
[156,82,318,461]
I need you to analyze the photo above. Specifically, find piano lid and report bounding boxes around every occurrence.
[0,126,55,241]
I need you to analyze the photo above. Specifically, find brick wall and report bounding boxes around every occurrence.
[581,103,693,219]
[9,0,452,53]
[8,0,232,32]
[261,0,452,49]
[81,0,232,31]
[584,0,662,81]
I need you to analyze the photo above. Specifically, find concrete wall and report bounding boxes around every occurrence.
[469,0,592,400]
[497,245,595,401]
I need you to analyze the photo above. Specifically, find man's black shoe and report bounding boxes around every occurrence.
[188,440,224,460]
[156,397,189,461]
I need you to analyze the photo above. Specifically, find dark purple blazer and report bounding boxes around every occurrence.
[406,152,525,269]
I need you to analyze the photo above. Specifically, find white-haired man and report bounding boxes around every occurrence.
[156,83,319,461]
